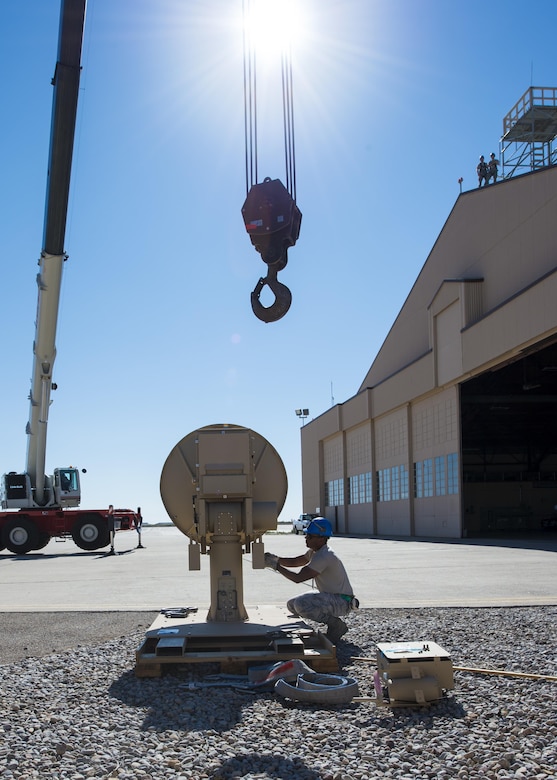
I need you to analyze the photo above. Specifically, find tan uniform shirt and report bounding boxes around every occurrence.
[306,545,353,595]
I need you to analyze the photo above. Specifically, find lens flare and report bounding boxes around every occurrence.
[244,0,305,58]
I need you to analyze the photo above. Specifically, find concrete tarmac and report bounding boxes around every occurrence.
[1,525,556,612]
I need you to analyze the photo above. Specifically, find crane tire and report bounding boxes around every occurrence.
[275,673,359,704]
[33,533,51,551]
[3,516,40,555]
[72,515,110,551]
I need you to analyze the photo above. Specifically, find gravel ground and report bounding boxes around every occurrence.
[0,613,156,666]
[0,606,556,779]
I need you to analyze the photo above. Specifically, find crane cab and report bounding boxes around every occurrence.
[53,467,81,507]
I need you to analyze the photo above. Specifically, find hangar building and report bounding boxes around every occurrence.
[300,88,557,538]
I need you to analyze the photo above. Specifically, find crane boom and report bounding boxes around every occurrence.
[25,0,86,505]
[0,0,142,554]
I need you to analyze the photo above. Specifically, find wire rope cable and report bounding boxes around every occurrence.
[281,41,297,199]
[242,0,258,193]
[242,0,297,197]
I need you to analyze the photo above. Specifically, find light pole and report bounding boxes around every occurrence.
[295,408,309,425]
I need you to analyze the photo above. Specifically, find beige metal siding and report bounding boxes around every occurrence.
[323,435,344,482]
[346,423,372,475]
[412,387,460,536]
[435,301,463,386]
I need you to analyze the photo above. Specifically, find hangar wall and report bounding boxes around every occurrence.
[300,165,557,539]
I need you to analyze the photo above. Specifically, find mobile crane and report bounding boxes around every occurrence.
[0,0,140,555]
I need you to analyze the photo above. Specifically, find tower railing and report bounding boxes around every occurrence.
[500,87,557,179]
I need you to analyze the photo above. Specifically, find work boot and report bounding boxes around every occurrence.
[326,616,348,644]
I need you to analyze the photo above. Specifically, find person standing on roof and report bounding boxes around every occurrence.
[477,155,488,187]
[264,517,358,644]
[488,152,499,183]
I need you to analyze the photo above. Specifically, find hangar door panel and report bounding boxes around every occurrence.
[435,301,462,385]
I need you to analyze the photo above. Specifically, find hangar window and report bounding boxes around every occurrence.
[414,459,434,497]
[401,464,409,499]
[392,466,400,500]
[447,453,459,494]
[375,464,409,501]
[435,456,446,495]
[415,454,459,498]
[325,478,344,507]
[423,459,434,497]
[376,469,391,502]
[414,461,423,498]
[349,472,372,504]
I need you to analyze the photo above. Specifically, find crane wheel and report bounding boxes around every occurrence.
[3,517,40,555]
[72,515,110,551]
[33,533,51,551]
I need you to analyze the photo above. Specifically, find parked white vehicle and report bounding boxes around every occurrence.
[291,513,319,534]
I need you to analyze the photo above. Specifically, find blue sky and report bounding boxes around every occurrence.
[1,0,556,525]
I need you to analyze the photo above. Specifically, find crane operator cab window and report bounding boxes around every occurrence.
[54,468,81,506]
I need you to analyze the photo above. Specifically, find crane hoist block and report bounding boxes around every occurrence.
[242,177,302,267]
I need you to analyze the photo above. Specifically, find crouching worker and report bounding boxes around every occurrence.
[264,517,358,644]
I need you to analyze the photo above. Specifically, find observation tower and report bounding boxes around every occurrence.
[501,86,557,178]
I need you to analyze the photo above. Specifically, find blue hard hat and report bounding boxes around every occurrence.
[305,517,333,537]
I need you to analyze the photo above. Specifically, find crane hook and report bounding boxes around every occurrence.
[251,264,292,323]
[242,178,301,323]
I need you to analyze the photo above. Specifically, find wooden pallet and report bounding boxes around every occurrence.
[135,605,338,678]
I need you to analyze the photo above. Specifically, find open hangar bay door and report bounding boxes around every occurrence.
[460,338,557,536]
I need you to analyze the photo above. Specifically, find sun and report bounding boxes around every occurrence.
[243,0,305,59]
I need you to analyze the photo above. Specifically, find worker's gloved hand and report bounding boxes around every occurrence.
[264,552,279,571]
